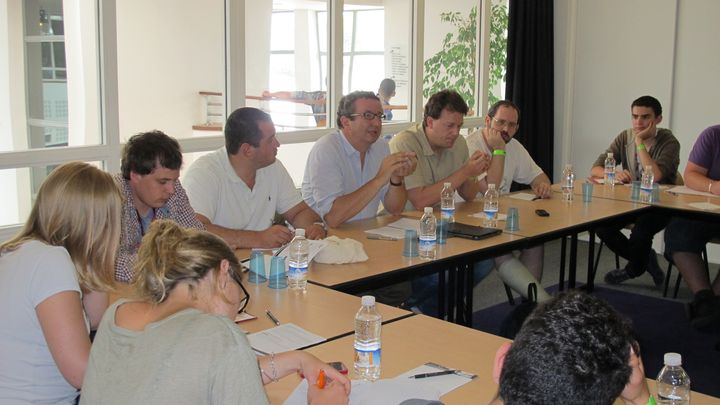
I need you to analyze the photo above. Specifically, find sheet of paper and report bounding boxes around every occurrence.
[387,217,422,233]
[234,311,256,323]
[470,212,507,221]
[283,379,442,405]
[247,323,325,354]
[395,363,476,396]
[364,226,408,240]
[688,202,720,210]
[507,192,538,201]
[668,185,716,197]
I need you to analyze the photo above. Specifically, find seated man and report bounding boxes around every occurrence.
[665,124,720,332]
[466,100,552,303]
[302,91,416,228]
[115,130,204,283]
[390,89,493,315]
[590,95,679,286]
[490,291,652,405]
[184,107,326,249]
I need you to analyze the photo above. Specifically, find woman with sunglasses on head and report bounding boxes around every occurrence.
[0,162,121,403]
[80,220,349,405]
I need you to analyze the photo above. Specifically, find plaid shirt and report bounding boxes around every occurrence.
[114,174,204,283]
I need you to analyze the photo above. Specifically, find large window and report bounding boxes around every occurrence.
[1,0,504,235]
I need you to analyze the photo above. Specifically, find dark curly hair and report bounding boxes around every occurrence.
[121,130,182,180]
[499,291,635,405]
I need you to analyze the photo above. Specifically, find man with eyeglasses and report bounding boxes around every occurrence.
[302,91,417,228]
[389,89,493,315]
[183,107,326,249]
[590,96,679,287]
[466,100,553,303]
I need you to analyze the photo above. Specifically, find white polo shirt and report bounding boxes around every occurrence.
[466,130,543,194]
[183,147,302,231]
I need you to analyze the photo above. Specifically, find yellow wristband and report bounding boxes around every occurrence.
[493,149,506,156]
[636,144,646,151]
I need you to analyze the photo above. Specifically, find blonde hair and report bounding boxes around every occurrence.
[133,220,242,304]
[0,161,121,291]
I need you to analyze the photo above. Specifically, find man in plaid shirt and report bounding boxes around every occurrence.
[114,131,204,283]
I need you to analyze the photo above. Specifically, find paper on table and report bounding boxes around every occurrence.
[283,379,442,405]
[248,323,325,355]
[507,192,537,201]
[471,212,508,221]
[364,226,408,240]
[387,218,422,232]
[396,363,476,396]
[668,185,716,197]
[253,240,330,274]
[234,311,256,323]
[688,202,720,210]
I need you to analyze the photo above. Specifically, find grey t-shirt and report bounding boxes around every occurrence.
[81,300,269,405]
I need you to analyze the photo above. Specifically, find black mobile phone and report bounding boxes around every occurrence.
[535,209,550,217]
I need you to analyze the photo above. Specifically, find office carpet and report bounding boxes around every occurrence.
[472,285,720,398]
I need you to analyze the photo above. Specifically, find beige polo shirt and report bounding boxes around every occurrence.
[390,124,469,210]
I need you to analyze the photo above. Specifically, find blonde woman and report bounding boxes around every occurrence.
[0,162,121,403]
[81,220,350,405]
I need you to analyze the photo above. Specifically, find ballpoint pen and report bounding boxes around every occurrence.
[408,370,457,379]
[366,234,399,241]
[265,310,280,326]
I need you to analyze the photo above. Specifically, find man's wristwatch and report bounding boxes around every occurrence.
[390,178,404,186]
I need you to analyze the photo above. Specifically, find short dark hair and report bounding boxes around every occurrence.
[499,291,635,405]
[378,78,396,95]
[422,90,469,129]
[487,100,521,122]
[121,130,182,180]
[336,91,380,128]
[631,95,662,117]
[224,107,273,154]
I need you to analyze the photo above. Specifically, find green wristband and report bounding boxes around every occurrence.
[636,144,646,151]
[493,149,506,156]
[647,395,656,405]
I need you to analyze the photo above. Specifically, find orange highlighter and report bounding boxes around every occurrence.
[316,369,326,389]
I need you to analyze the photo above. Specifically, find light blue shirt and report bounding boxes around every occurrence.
[302,131,390,222]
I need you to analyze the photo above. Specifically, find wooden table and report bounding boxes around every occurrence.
[265,314,510,404]
[242,282,411,341]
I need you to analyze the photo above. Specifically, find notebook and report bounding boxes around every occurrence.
[447,222,502,240]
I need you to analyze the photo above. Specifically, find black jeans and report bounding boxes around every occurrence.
[596,212,669,277]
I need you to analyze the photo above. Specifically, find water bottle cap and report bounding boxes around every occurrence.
[295,228,306,237]
[488,183,496,189]
[607,152,613,158]
[663,352,682,366]
[424,207,433,214]
[443,182,451,187]
[361,295,375,306]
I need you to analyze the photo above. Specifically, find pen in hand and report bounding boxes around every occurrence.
[408,370,457,379]
[265,310,280,326]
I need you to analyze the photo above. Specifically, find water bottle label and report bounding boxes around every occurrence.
[354,347,381,368]
[607,173,615,183]
[419,238,436,249]
[287,265,307,279]
[441,208,455,220]
[484,210,497,220]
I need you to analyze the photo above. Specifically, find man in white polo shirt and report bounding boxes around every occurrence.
[184,107,326,249]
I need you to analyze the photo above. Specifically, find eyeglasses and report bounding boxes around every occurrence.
[230,267,250,314]
[491,117,519,131]
[350,111,386,121]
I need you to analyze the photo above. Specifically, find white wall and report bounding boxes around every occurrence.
[116,0,224,141]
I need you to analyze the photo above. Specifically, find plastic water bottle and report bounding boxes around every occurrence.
[440,182,455,222]
[419,207,437,260]
[287,229,309,291]
[561,164,575,202]
[354,295,382,381]
[483,184,499,228]
[604,152,616,186]
[656,352,691,404]
[640,165,655,203]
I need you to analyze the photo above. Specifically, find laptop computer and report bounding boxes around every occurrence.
[447,222,502,240]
